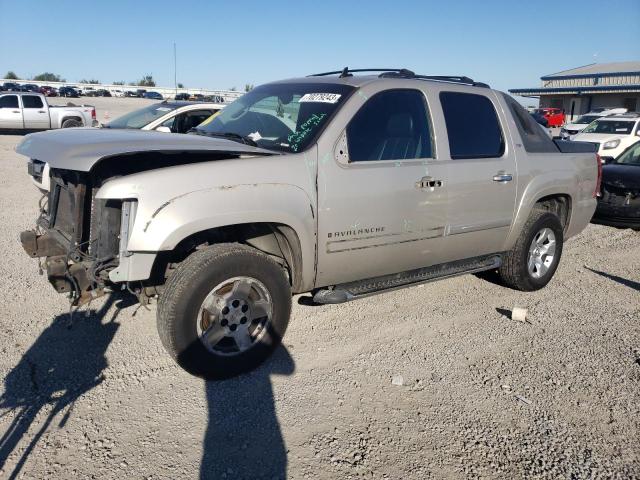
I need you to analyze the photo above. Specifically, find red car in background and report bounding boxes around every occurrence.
[534,108,565,127]
[38,86,58,97]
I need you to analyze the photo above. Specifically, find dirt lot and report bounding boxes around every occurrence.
[0,99,639,479]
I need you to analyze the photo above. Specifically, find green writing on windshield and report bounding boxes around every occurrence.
[287,113,327,152]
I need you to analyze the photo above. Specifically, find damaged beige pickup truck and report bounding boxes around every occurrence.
[18,68,600,379]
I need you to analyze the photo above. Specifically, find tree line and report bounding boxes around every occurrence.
[3,71,159,87]
[4,70,254,91]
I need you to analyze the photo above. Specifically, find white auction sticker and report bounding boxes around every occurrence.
[299,93,342,104]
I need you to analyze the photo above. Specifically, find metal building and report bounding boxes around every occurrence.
[509,61,640,122]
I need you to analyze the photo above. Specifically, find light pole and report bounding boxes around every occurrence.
[174,42,177,95]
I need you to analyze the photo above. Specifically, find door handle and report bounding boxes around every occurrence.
[415,176,444,189]
[493,173,513,183]
[12,110,20,114]
[38,110,45,113]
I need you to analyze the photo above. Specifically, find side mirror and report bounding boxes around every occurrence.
[155,126,171,133]
[600,156,614,164]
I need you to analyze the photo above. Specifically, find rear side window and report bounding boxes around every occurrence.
[0,95,19,108]
[347,89,433,162]
[440,92,504,159]
[502,93,558,153]
[22,95,44,108]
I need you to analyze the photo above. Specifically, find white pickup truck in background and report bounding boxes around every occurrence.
[0,92,97,130]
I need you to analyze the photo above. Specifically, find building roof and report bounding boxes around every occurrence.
[541,61,640,80]
[509,84,640,97]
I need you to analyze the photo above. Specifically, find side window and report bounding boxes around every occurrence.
[502,93,558,153]
[0,95,19,108]
[346,89,432,162]
[160,115,177,132]
[440,92,504,159]
[174,110,216,133]
[22,95,44,109]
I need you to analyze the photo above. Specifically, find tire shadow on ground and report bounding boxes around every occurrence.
[200,346,295,480]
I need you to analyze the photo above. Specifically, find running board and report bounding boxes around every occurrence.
[313,254,502,304]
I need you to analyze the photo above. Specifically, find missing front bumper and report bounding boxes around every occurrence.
[20,229,98,301]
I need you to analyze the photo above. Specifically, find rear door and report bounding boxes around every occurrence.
[435,89,517,261]
[21,95,50,129]
[0,94,24,128]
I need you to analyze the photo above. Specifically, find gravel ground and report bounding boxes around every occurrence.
[0,99,639,479]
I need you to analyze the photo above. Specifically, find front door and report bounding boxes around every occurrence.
[21,95,50,129]
[435,90,517,261]
[316,88,449,287]
[0,94,23,129]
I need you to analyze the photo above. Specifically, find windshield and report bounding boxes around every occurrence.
[574,115,600,125]
[195,82,354,153]
[105,103,177,129]
[616,142,640,165]
[582,119,635,134]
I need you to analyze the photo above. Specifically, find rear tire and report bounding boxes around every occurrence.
[157,243,292,379]
[498,210,564,291]
[61,119,82,128]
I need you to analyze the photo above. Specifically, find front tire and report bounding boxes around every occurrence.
[157,243,292,379]
[498,210,564,291]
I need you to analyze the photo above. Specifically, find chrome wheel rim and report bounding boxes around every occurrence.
[196,276,273,357]
[527,228,556,279]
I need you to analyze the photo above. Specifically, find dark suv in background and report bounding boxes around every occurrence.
[58,86,80,97]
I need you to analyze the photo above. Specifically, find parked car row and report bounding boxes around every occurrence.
[569,113,640,159]
[2,82,59,96]
[561,108,628,138]
[175,93,226,102]
[1,82,232,104]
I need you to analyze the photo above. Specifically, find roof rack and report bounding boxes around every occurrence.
[309,68,405,78]
[308,67,490,88]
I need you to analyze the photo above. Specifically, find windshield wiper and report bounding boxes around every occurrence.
[190,129,258,147]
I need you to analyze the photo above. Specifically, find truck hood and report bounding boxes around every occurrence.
[15,128,276,172]
[564,123,588,131]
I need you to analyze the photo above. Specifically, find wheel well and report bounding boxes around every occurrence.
[534,194,571,232]
[62,116,82,125]
[147,223,304,292]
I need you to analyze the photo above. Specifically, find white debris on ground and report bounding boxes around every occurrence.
[511,306,528,323]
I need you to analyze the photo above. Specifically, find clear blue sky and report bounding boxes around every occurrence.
[1,0,638,104]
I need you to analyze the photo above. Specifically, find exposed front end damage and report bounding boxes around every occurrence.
[17,127,318,307]
[20,168,124,305]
